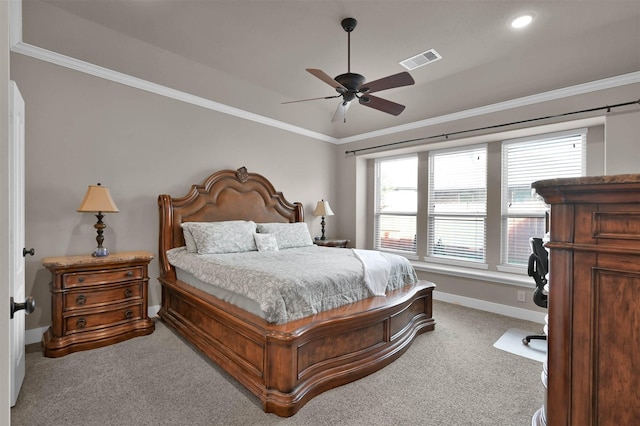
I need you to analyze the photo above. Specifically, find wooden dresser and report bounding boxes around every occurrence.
[42,251,155,357]
[532,174,640,425]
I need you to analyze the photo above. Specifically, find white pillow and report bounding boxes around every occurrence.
[256,222,313,249]
[180,224,198,253]
[254,233,279,252]
[181,221,257,254]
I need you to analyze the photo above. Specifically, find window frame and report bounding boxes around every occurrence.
[499,129,587,270]
[373,154,419,255]
[426,144,488,266]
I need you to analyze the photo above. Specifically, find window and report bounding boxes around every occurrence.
[501,130,586,266]
[374,156,417,253]
[428,145,487,263]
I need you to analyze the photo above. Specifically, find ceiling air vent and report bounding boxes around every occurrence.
[400,49,442,71]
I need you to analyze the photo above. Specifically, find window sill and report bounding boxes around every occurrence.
[410,260,532,288]
[496,264,528,275]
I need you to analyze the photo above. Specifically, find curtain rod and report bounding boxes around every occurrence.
[344,98,640,155]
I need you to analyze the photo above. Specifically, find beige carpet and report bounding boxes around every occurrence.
[12,301,545,425]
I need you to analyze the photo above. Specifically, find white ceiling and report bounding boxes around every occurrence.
[23,0,640,140]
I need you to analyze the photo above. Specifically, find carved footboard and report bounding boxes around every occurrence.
[158,276,435,417]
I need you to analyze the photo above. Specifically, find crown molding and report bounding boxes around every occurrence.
[9,0,639,147]
[337,71,640,144]
[8,0,22,48]
[8,0,339,142]
[10,41,339,144]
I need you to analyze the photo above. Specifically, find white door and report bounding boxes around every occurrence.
[9,81,27,407]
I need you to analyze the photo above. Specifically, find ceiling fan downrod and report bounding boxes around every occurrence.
[341,18,357,73]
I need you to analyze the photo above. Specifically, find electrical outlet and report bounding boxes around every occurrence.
[517,290,526,302]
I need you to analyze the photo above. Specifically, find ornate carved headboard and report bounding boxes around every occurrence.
[158,167,304,277]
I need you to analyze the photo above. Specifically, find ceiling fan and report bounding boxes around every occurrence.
[283,17,415,123]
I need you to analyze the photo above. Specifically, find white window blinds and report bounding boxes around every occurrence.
[428,145,487,262]
[501,130,586,266]
[374,156,418,253]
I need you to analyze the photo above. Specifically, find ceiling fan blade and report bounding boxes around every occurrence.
[359,72,415,94]
[331,101,352,123]
[307,68,347,92]
[282,94,341,104]
[359,94,406,116]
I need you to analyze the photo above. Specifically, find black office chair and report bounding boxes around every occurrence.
[523,237,549,346]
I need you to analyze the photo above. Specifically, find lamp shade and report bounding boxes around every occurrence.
[313,199,334,217]
[77,184,120,213]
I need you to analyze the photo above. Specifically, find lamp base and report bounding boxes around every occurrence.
[320,216,327,241]
[93,247,109,257]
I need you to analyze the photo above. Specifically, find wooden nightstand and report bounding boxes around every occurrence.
[313,239,350,248]
[41,251,155,357]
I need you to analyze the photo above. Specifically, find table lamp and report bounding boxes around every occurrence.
[77,183,119,257]
[313,199,334,241]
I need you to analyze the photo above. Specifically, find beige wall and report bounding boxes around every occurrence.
[11,53,338,331]
[12,46,640,333]
[11,1,640,332]
[605,110,640,174]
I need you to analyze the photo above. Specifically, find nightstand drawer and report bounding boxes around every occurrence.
[63,266,144,289]
[63,283,142,311]
[64,303,143,334]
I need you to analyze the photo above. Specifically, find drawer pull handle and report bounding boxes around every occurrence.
[124,309,133,319]
[78,277,85,283]
[124,288,133,298]
[76,295,86,305]
[77,317,86,329]
[126,271,134,277]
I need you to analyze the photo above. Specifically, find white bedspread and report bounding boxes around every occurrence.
[166,245,417,324]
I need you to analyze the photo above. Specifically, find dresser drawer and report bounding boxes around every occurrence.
[64,303,143,334]
[63,283,142,312]
[591,210,640,243]
[63,266,144,289]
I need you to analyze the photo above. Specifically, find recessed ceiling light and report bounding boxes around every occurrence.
[511,13,534,29]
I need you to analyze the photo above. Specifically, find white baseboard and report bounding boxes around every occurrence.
[25,305,162,346]
[433,292,546,324]
[25,326,49,346]
[148,304,161,319]
[26,299,543,345]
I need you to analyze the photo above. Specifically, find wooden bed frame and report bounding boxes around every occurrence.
[157,167,436,417]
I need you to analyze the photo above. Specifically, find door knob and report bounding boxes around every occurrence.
[23,248,35,257]
[10,296,35,319]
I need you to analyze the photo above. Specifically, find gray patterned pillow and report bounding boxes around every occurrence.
[180,224,198,253]
[254,233,279,252]
[256,222,313,249]
[182,221,258,254]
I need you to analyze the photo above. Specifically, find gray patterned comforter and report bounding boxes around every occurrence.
[166,245,417,324]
